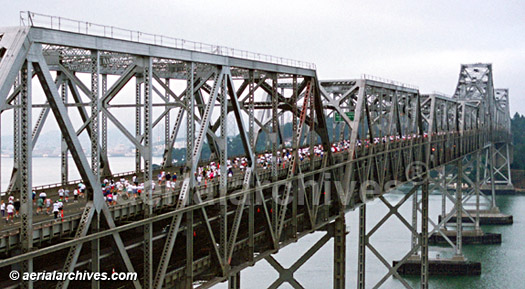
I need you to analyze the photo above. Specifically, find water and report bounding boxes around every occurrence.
[3,157,523,288]
[0,156,163,192]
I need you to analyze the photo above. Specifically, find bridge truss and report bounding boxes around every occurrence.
[0,12,513,289]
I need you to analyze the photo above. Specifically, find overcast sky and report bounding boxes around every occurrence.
[1,0,524,114]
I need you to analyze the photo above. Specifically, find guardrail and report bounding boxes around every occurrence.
[19,11,316,70]
[361,74,419,90]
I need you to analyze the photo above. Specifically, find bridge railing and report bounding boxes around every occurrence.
[19,11,316,70]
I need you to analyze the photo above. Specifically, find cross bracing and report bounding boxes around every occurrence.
[0,12,514,289]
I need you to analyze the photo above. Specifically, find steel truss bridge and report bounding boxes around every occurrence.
[0,12,514,289]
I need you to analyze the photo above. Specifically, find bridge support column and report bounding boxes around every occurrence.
[142,56,154,289]
[184,201,194,289]
[90,50,101,289]
[20,61,33,289]
[420,179,429,289]
[455,161,464,258]
[135,74,142,174]
[333,215,346,289]
[357,205,365,289]
[61,78,68,187]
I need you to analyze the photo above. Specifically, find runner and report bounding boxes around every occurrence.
[0,201,5,217]
[6,203,14,223]
[14,199,20,218]
[73,188,79,202]
[53,200,60,219]
[79,183,86,198]
[39,191,47,202]
[37,197,44,214]
[107,192,113,206]
[113,191,118,205]
[165,172,171,189]
[64,189,70,203]
[45,198,52,214]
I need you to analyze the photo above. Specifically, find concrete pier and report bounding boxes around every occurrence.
[439,208,513,225]
[429,229,501,245]
[394,256,481,276]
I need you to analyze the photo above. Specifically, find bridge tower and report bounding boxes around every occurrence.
[453,63,513,223]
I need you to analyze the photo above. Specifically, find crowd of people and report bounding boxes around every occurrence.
[1,132,437,225]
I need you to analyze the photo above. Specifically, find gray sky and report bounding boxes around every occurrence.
[1,0,524,114]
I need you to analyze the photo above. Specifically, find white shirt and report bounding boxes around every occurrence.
[0,203,5,211]
[7,204,15,213]
[53,202,60,212]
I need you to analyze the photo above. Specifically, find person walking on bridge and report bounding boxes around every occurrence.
[0,201,5,218]
[53,200,60,220]
[45,198,52,214]
[37,197,44,215]
[6,203,14,223]
[14,199,20,218]
[39,191,47,202]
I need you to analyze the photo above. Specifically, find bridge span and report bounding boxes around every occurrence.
[0,12,514,289]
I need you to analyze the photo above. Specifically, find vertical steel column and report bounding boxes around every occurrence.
[357,205,366,289]
[185,204,194,288]
[61,78,69,186]
[182,61,195,287]
[20,61,33,289]
[411,184,418,253]
[228,272,240,289]
[12,74,20,194]
[489,144,497,209]
[504,143,513,185]
[333,216,346,289]
[420,180,429,289]
[219,70,228,270]
[309,80,315,171]
[291,75,298,236]
[271,74,278,235]
[475,152,481,231]
[143,57,154,289]
[135,74,142,174]
[455,160,463,257]
[164,78,170,165]
[90,50,101,289]
[186,63,194,183]
[101,74,108,178]
[248,71,255,261]
[441,166,447,230]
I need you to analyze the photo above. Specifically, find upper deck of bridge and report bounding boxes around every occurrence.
[8,11,317,78]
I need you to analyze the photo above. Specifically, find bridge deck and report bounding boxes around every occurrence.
[0,130,489,253]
